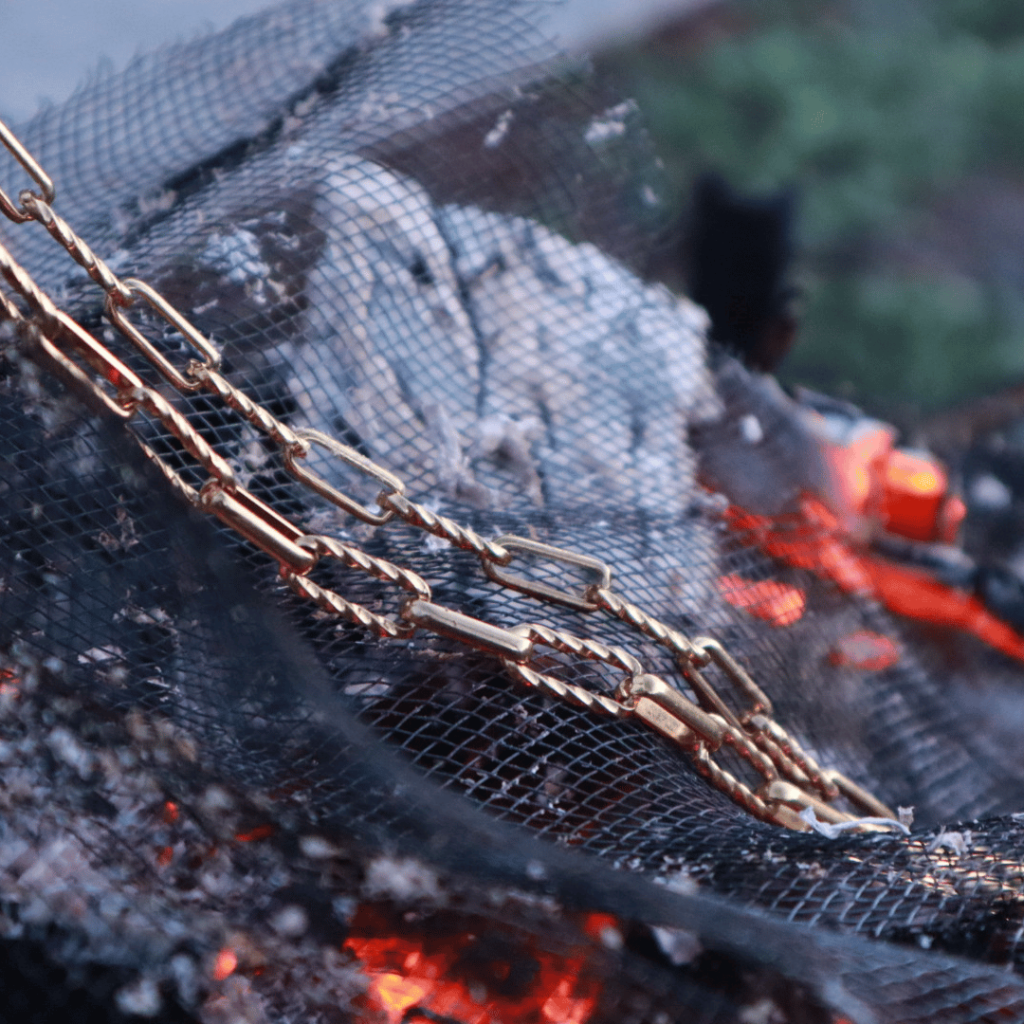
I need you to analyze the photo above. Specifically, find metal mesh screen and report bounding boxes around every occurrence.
[4,2,1024,1021]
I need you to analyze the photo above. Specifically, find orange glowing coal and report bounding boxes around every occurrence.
[212,948,238,981]
[234,823,274,843]
[0,668,20,697]
[717,573,806,627]
[344,905,607,1024]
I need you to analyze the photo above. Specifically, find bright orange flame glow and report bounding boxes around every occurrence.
[162,801,179,824]
[345,905,605,1024]
[718,574,805,627]
[0,668,20,698]
[373,973,432,1018]
[212,948,238,981]
[884,452,942,496]
[723,495,1024,665]
[879,450,949,542]
[234,824,274,843]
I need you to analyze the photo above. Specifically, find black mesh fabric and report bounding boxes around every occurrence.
[4,2,1024,1022]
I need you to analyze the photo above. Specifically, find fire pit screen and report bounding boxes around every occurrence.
[3,2,1024,1021]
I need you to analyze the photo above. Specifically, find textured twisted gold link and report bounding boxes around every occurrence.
[750,715,840,801]
[124,386,237,491]
[283,571,413,639]
[190,365,301,449]
[512,622,643,678]
[137,441,201,506]
[690,746,782,826]
[0,237,64,334]
[17,194,133,304]
[502,660,631,718]
[718,722,780,785]
[299,534,432,601]
[381,491,511,564]
[590,587,699,661]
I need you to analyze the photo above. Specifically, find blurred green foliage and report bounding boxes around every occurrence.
[603,0,1024,412]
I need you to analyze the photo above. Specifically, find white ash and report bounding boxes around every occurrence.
[45,726,94,779]
[116,976,163,1018]
[654,869,697,896]
[651,924,702,966]
[738,997,787,1024]
[483,108,515,149]
[363,855,444,903]
[298,834,340,860]
[969,472,1012,511]
[926,829,972,858]
[290,156,717,516]
[268,904,308,938]
[583,100,637,146]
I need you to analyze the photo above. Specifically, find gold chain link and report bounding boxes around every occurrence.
[0,117,897,833]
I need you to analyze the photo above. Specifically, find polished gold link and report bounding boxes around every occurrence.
[16,193,133,304]
[190,365,300,448]
[381,492,511,564]
[622,672,727,751]
[199,481,316,574]
[821,769,897,820]
[283,570,412,639]
[126,387,237,490]
[759,780,894,830]
[403,600,535,660]
[0,119,55,223]
[283,428,403,526]
[17,317,136,421]
[693,637,774,721]
[0,115,896,834]
[0,241,144,399]
[483,535,610,611]
[0,281,21,322]
[299,534,431,600]
[105,278,221,392]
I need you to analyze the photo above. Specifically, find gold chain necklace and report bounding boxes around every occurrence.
[0,117,895,833]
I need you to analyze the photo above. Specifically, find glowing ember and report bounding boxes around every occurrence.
[162,800,179,823]
[0,668,20,697]
[212,948,238,981]
[723,496,1024,664]
[718,574,805,627]
[344,905,606,1024]
[235,823,274,842]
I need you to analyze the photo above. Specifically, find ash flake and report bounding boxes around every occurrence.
[584,101,636,146]
[483,109,514,149]
[201,228,269,287]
